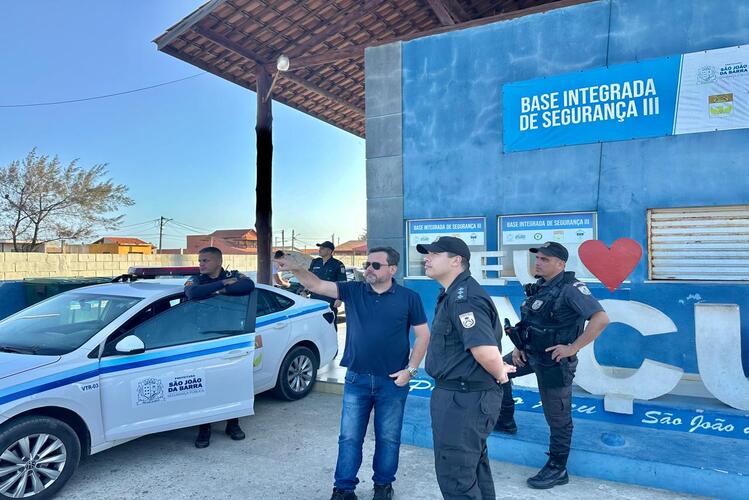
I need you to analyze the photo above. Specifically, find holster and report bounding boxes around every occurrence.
[507,326,527,350]
[527,326,565,388]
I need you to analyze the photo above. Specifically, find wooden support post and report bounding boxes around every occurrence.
[255,65,273,285]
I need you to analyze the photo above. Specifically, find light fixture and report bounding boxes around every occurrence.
[264,54,290,102]
[276,54,290,72]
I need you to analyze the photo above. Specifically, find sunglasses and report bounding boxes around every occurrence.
[363,261,389,270]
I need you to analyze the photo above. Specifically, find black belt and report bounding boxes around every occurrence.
[435,379,498,392]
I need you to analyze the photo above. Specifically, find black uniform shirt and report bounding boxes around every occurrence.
[425,270,501,383]
[184,268,255,300]
[309,257,346,304]
[526,271,603,325]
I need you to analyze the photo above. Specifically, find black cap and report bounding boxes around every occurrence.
[416,236,471,261]
[529,241,569,262]
[316,241,335,251]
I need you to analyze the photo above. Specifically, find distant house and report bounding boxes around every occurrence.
[88,237,154,255]
[0,240,46,253]
[335,240,367,255]
[186,229,257,254]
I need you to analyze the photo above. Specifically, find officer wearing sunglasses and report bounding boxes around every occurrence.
[274,247,430,500]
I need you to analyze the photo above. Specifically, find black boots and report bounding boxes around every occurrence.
[373,483,393,500]
[194,424,211,448]
[493,417,518,434]
[330,484,391,500]
[225,419,246,440]
[195,419,245,448]
[527,454,569,489]
[330,488,357,500]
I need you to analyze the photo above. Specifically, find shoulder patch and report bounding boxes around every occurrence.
[573,282,592,295]
[459,312,476,329]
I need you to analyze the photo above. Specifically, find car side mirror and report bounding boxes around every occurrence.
[115,335,146,355]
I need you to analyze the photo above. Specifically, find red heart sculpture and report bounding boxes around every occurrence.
[578,238,642,292]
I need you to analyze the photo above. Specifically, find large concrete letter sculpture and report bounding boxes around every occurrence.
[695,303,749,411]
[575,300,684,414]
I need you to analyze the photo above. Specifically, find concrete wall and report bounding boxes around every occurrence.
[363,0,749,380]
[0,253,258,280]
[365,42,406,279]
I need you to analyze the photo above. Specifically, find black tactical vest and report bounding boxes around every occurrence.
[520,271,585,350]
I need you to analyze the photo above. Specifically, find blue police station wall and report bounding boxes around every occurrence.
[401,0,749,378]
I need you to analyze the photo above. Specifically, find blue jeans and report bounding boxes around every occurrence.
[334,370,410,491]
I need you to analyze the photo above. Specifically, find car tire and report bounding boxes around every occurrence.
[273,345,318,401]
[0,416,81,500]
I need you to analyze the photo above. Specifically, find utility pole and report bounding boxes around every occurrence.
[158,216,172,253]
[291,229,296,251]
[281,229,285,250]
[331,233,335,244]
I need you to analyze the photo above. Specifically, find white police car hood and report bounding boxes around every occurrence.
[0,353,60,380]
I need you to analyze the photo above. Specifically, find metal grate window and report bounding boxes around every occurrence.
[648,206,749,281]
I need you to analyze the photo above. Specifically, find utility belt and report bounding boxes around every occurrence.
[525,325,578,353]
[435,379,500,392]
[523,325,578,389]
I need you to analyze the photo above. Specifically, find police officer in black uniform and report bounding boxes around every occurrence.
[418,236,515,500]
[309,241,347,329]
[185,246,255,448]
[497,242,609,489]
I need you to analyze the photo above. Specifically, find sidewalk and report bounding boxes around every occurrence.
[59,391,700,499]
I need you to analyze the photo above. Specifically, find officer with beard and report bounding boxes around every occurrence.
[498,242,609,489]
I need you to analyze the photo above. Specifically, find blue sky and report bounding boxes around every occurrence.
[0,1,366,250]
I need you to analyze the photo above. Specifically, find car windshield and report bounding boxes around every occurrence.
[0,292,142,355]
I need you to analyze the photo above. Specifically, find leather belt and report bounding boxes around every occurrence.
[435,379,498,392]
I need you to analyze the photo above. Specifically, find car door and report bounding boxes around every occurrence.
[98,293,255,441]
[252,289,293,392]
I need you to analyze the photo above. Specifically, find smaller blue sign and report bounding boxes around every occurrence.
[408,217,485,234]
[502,213,594,232]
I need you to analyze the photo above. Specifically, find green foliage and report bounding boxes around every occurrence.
[0,149,134,251]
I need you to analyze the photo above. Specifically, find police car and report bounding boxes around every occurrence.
[0,279,336,499]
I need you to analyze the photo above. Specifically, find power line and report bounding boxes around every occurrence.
[171,220,211,233]
[0,73,205,108]
[118,219,160,229]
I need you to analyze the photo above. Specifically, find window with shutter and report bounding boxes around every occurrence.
[647,206,749,281]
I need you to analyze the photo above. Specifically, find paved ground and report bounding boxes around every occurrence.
[58,391,700,500]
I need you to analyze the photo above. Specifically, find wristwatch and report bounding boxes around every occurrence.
[406,366,418,377]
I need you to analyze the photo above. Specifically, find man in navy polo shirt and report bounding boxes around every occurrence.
[276,246,430,500]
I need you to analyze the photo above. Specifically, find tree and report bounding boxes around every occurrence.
[0,149,134,252]
[357,227,367,241]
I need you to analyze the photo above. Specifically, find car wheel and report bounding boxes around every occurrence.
[0,416,80,500]
[274,346,318,401]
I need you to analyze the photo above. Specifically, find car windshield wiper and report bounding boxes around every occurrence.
[0,345,37,354]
